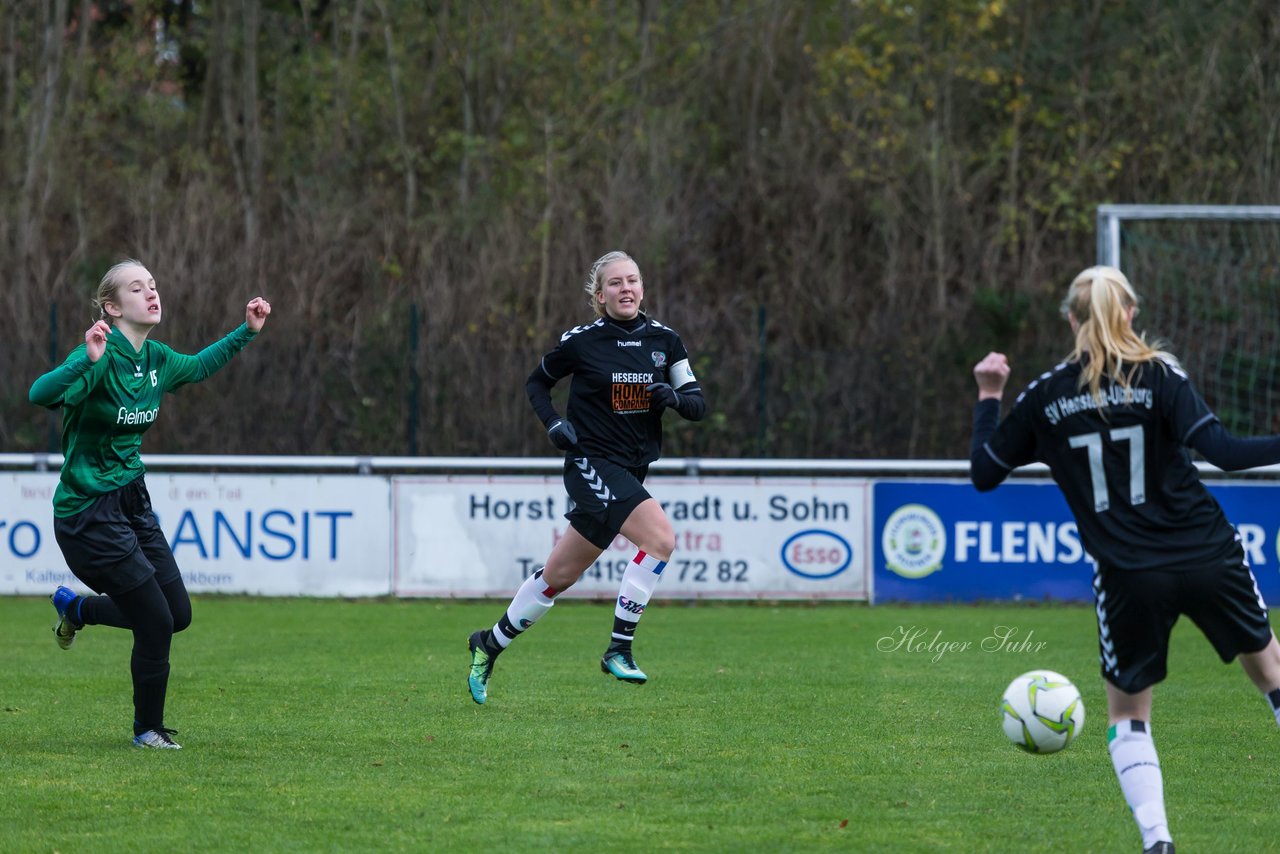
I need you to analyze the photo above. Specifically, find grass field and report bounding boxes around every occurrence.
[1,596,1276,853]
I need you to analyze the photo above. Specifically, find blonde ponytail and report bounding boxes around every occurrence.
[1061,266,1176,403]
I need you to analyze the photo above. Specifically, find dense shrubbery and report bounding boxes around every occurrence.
[3,1,1276,459]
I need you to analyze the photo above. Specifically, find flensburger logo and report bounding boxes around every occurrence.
[117,406,159,425]
[882,503,946,579]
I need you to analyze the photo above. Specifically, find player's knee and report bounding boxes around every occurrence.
[644,531,676,562]
[1241,634,1280,687]
[147,608,175,638]
[541,563,578,592]
[172,608,192,633]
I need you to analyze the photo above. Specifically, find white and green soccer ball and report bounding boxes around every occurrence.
[1000,669,1085,754]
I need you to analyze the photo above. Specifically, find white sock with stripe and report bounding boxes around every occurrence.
[611,550,667,646]
[1108,720,1171,850]
[492,567,558,649]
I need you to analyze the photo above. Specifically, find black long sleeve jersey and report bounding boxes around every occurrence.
[527,313,703,468]
[969,357,1280,572]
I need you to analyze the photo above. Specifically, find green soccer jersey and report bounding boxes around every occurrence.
[29,323,258,517]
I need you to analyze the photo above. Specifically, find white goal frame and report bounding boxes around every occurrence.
[1096,204,1280,269]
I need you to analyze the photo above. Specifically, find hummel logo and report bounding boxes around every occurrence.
[575,458,615,504]
[617,340,641,347]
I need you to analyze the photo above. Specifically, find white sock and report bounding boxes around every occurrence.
[1108,720,1171,849]
[492,567,557,649]
[611,550,667,643]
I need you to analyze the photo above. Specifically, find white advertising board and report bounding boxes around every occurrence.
[1,473,391,596]
[393,475,870,600]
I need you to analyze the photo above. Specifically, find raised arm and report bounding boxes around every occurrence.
[970,352,1014,491]
[167,298,271,390]
[28,322,111,408]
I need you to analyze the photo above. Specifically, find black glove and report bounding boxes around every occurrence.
[647,382,679,411]
[547,419,579,451]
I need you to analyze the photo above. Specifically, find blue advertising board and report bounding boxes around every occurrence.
[873,480,1280,605]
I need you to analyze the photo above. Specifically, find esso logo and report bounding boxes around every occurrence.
[781,529,852,579]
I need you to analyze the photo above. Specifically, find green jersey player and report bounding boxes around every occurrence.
[30,258,270,749]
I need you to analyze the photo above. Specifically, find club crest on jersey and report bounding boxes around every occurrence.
[651,351,667,368]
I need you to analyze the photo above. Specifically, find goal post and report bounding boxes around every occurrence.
[1097,204,1280,269]
[1095,204,1280,436]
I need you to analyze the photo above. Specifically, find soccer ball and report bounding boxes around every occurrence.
[1000,669,1085,754]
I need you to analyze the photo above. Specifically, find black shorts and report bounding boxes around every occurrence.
[53,476,181,597]
[1093,545,1273,693]
[562,456,651,549]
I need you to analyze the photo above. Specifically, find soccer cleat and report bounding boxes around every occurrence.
[1142,844,1174,854]
[600,647,647,684]
[467,630,496,705]
[50,586,80,650]
[133,728,182,749]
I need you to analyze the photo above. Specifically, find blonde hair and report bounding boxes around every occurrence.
[1061,265,1176,403]
[583,250,640,318]
[93,258,147,322]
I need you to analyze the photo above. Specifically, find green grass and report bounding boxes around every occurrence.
[1,597,1276,852]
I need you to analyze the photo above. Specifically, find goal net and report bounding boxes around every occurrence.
[1096,205,1280,436]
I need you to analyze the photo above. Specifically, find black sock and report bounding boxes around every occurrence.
[131,653,170,734]
[69,596,86,628]
[609,616,637,651]
[78,594,134,629]
[482,629,504,657]
[1267,688,1280,712]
